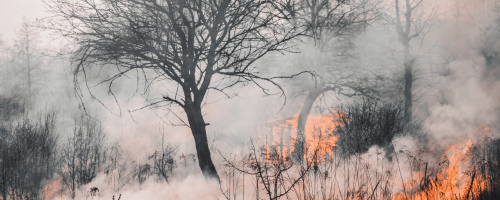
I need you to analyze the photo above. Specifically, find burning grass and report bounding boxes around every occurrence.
[29,104,500,200]
[393,140,490,200]
[221,104,500,200]
[392,126,500,200]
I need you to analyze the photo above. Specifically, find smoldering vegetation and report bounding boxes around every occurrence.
[1,0,500,200]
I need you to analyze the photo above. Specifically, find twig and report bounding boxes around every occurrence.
[369,181,380,200]
[466,169,476,200]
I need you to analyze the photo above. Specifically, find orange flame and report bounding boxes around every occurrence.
[42,177,62,199]
[258,111,342,163]
[393,126,493,200]
[295,113,340,163]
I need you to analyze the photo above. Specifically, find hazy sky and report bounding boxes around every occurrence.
[0,0,47,41]
[0,0,479,41]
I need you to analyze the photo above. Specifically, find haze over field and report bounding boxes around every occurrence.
[1,0,500,199]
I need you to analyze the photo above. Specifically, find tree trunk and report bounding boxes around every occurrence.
[293,85,324,163]
[395,0,415,122]
[27,39,31,110]
[1,168,6,200]
[184,103,220,182]
[403,44,413,122]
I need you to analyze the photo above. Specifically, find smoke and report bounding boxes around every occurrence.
[424,60,498,146]
[57,0,500,198]
[53,174,224,200]
[2,0,500,199]
[422,0,500,146]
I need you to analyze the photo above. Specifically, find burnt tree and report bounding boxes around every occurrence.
[394,0,419,122]
[392,0,440,122]
[278,0,381,162]
[45,0,305,181]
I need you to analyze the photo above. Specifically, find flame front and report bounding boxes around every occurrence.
[393,127,493,200]
[258,114,496,199]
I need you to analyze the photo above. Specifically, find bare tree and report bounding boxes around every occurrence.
[17,18,35,109]
[149,139,177,183]
[275,0,382,162]
[220,141,314,200]
[14,17,49,110]
[390,0,440,122]
[45,0,308,181]
[103,143,128,191]
[0,17,48,112]
[0,111,59,200]
[61,116,106,199]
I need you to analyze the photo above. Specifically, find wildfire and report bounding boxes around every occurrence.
[393,126,493,200]
[258,113,496,199]
[258,111,341,163]
[296,113,340,162]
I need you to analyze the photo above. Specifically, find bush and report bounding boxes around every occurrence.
[61,116,106,199]
[0,111,59,200]
[334,98,405,158]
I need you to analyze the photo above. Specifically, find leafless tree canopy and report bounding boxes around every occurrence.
[279,0,384,162]
[61,116,106,199]
[44,0,309,180]
[45,0,305,107]
[0,112,59,200]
